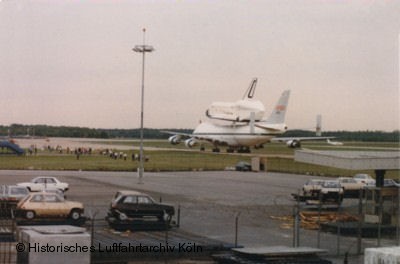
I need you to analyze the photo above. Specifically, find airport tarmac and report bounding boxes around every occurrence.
[1,170,397,263]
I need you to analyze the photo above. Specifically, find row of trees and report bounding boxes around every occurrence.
[0,124,398,142]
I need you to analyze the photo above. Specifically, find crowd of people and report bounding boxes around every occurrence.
[25,144,148,162]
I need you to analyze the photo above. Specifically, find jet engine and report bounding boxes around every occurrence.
[184,138,197,148]
[168,135,181,145]
[286,140,301,148]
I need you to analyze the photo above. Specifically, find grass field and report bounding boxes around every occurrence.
[0,140,398,178]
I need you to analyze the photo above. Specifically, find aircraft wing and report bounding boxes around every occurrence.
[162,130,215,148]
[271,136,338,148]
[271,136,335,142]
[162,130,193,138]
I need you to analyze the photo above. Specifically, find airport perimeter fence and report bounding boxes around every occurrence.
[289,189,400,260]
[0,203,17,264]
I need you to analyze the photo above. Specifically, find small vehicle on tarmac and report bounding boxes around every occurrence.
[0,185,29,202]
[353,174,375,186]
[320,180,344,203]
[106,190,175,229]
[16,192,84,222]
[235,161,252,171]
[338,177,364,197]
[17,177,69,192]
[383,179,400,187]
[0,185,30,217]
[302,179,325,197]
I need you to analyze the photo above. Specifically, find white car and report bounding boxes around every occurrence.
[17,177,69,192]
[338,177,364,191]
[320,180,344,203]
[353,174,375,186]
[302,179,325,197]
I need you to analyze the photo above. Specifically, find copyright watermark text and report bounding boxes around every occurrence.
[16,242,203,254]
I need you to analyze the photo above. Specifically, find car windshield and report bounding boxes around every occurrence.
[323,182,340,188]
[19,195,30,204]
[341,178,356,183]
[354,174,369,179]
[306,180,324,186]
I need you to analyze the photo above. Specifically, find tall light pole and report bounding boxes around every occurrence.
[133,28,154,184]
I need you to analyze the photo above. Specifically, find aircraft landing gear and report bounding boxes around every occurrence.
[226,148,234,153]
[212,148,220,153]
[237,147,251,153]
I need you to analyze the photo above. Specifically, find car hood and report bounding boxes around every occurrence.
[64,201,84,209]
[16,182,30,187]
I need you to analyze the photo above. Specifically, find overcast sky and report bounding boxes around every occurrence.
[1,0,399,131]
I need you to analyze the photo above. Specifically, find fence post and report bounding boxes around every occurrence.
[357,189,363,255]
[234,212,241,247]
[317,192,322,248]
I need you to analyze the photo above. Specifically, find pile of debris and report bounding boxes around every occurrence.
[271,211,359,230]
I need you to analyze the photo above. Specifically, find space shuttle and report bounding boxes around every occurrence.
[205,78,265,122]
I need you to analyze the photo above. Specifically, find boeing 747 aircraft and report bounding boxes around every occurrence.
[165,79,338,153]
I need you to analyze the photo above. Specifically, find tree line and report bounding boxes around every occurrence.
[0,124,398,142]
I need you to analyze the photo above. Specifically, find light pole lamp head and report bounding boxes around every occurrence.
[133,45,154,53]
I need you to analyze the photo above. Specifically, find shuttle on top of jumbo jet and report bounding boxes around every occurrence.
[164,79,339,153]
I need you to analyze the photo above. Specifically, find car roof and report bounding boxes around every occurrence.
[354,174,370,177]
[116,190,148,196]
[324,180,340,183]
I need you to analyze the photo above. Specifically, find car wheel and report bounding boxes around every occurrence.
[26,211,35,220]
[69,209,81,221]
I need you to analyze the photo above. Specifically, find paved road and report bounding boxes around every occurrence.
[2,170,396,263]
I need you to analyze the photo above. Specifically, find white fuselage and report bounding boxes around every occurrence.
[193,121,285,147]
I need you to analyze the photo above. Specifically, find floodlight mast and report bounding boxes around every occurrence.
[133,28,154,184]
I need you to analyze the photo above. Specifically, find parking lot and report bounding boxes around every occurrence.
[1,170,398,263]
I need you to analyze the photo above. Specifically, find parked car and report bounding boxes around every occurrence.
[16,192,83,221]
[17,177,69,192]
[353,174,375,186]
[235,161,252,171]
[320,180,344,203]
[302,179,325,197]
[383,179,400,187]
[106,190,175,224]
[0,185,29,202]
[338,177,364,191]
[43,188,66,199]
[392,179,400,187]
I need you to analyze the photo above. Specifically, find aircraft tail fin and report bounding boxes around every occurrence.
[242,78,257,99]
[266,90,290,124]
[316,114,322,136]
